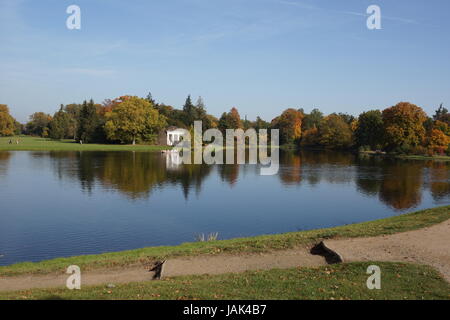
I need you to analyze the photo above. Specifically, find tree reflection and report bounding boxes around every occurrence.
[379,161,423,210]
[32,150,448,209]
[44,151,213,200]
[0,152,11,177]
[427,161,450,201]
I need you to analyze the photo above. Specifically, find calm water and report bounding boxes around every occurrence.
[0,150,449,266]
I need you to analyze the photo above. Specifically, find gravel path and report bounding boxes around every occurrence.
[1,219,449,292]
[325,219,450,282]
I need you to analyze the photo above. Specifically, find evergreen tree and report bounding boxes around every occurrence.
[182,95,195,126]
[77,100,103,143]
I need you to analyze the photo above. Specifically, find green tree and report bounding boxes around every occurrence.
[64,103,82,139]
[0,104,16,136]
[104,96,166,144]
[77,100,103,143]
[354,110,384,149]
[49,106,72,139]
[26,112,52,137]
[302,108,323,131]
[182,95,196,126]
[254,116,270,131]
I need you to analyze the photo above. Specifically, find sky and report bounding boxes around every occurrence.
[1,0,450,123]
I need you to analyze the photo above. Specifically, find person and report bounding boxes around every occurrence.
[16,139,19,144]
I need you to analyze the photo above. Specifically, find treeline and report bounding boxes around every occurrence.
[1,94,449,156]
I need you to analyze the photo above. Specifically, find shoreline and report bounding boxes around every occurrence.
[1,205,448,277]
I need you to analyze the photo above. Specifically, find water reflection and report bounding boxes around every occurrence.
[0,151,11,177]
[25,150,450,210]
[42,151,212,199]
[1,150,449,266]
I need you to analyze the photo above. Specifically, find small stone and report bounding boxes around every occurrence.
[106,283,116,288]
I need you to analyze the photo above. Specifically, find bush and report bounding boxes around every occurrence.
[410,146,427,156]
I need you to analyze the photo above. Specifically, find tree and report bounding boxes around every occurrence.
[271,108,303,145]
[302,108,323,131]
[382,102,427,152]
[146,91,156,106]
[427,129,450,155]
[254,116,270,131]
[26,112,52,137]
[301,126,320,147]
[182,95,196,126]
[433,104,450,124]
[49,106,72,139]
[317,114,353,149]
[64,103,82,139]
[354,110,384,149]
[0,104,16,136]
[77,100,104,143]
[155,103,186,128]
[104,96,166,144]
[218,107,242,132]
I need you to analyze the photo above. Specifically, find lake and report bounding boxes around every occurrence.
[0,150,449,266]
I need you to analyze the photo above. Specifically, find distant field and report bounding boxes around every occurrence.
[0,136,167,152]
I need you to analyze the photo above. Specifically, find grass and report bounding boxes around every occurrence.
[0,206,448,277]
[0,136,167,152]
[395,154,450,161]
[1,262,449,300]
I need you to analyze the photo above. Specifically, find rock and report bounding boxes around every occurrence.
[106,283,116,289]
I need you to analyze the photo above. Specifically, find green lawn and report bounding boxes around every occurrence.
[1,206,448,277]
[1,262,449,300]
[0,136,167,152]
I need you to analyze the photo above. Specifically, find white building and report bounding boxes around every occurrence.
[166,127,185,146]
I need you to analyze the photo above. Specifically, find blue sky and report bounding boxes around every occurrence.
[1,0,450,122]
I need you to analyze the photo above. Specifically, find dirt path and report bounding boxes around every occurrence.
[0,247,325,292]
[325,219,450,282]
[1,219,449,292]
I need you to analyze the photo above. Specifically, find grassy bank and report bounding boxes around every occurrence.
[0,206,448,277]
[1,262,449,300]
[0,136,167,152]
[395,154,450,161]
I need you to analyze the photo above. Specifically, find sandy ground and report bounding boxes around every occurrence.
[0,219,449,292]
[325,219,450,282]
[0,247,324,292]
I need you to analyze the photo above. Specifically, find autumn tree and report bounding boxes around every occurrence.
[0,104,16,136]
[317,114,353,149]
[382,102,427,152]
[427,129,450,155]
[271,108,303,145]
[354,110,384,149]
[218,107,242,132]
[104,96,166,145]
[26,112,52,137]
[300,126,320,147]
